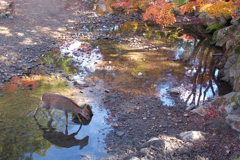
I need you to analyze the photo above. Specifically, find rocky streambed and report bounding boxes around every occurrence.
[0,0,240,160]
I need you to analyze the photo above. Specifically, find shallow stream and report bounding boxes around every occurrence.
[0,5,232,160]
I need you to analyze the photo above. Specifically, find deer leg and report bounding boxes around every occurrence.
[65,111,68,135]
[33,105,41,117]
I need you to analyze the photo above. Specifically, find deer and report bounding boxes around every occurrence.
[33,93,93,130]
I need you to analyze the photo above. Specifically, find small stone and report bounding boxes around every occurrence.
[116,131,125,137]
[128,157,140,160]
[0,94,4,97]
[140,148,150,154]
[179,131,206,142]
[110,122,118,127]
[225,149,230,155]
[82,84,89,87]
[104,89,110,93]
[137,72,143,76]
[184,113,189,117]
[143,117,147,120]
[167,113,171,116]
[80,154,91,160]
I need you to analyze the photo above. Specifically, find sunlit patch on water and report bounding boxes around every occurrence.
[60,39,103,83]
[155,79,176,107]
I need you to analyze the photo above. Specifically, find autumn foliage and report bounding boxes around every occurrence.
[181,0,240,17]
[107,0,240,28]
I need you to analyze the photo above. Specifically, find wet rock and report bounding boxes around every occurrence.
[169,87,181,95]
[179,131,206,142]
[80,154,91,160]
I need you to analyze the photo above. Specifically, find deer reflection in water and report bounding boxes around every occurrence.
[33,93,93,148]
[34,116,90,149]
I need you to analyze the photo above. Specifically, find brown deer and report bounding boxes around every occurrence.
[33,93,93,128]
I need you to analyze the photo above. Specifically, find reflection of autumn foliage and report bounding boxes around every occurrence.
[4,77,39,92]
[120,21,139,32]
[22,80,38,88]
[108,0,240,27]
[179,34,194,41]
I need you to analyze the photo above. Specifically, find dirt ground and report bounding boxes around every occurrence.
[1,1,240,160]
[0,0,93,81]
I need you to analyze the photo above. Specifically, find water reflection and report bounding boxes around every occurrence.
[93,31,231,107]
[34,117,89,149]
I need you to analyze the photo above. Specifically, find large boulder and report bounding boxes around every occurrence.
[218,92,240,132]
[223,54,240,91]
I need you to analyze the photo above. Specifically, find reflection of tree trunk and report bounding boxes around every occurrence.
[203,55,215,103]
[197,46,211,106]
[186,40,206,105]
[185,39,216,106]
[184,39,203,63]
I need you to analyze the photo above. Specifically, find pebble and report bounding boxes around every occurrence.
[184,113,189,117]
[137,72,143,76]
[179,131,206,142]
[0,94,4,97]
[104,89,110,93]
[129,157,140,160]
[116,131,125,137]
